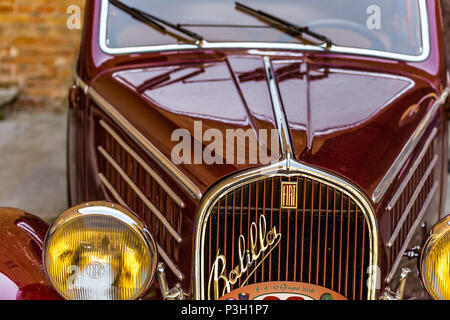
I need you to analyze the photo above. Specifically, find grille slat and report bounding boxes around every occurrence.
[308,180,314,284]
[360,219,366,298]
[352,206,358,300]
[315,183,322,285]
[322,186,330,286]
[261,180,266,283]
[204,176,370,300]
[268,179,274,283]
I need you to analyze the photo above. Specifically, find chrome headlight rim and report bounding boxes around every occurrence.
[419,215,450,300]
[43,201,158,300]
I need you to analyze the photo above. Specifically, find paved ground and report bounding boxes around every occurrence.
[0,110,68,223]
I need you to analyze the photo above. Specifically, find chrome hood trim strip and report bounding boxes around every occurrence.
[263,56,294,159]
[372,86,450,203]
[99,0,430,63]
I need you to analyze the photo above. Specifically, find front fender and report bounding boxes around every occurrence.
[0,208,61,300]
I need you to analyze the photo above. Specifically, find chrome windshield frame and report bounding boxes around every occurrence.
[99,0,431,62]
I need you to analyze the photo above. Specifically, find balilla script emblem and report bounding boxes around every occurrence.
[208,215,282,300]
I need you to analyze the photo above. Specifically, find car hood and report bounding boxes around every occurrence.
[91,53,437,201]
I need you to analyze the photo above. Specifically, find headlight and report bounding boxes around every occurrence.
[44,201,157,300]
[419,215,450,300]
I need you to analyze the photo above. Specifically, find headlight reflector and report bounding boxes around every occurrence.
[419,215,450,300]
[44,202,157,300]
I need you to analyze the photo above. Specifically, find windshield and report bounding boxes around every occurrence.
[104,0,425,57]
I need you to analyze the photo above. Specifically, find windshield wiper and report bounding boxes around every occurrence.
[109,0,204,43]
[235,2,333,48]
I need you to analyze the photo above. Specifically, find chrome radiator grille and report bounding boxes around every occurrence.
[202,176,371,300]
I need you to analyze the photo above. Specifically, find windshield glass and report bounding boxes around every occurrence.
[104,0,424,56]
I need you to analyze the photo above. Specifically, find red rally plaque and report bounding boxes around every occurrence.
[219,282,347,300]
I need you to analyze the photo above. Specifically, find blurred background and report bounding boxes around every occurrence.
[0,0,84,110]
[0,0,449,223]
[444,1,450,68]
[0,0,84,222]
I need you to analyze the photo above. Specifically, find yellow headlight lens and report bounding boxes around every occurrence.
[420,216,450,300]
[44,202,157,300]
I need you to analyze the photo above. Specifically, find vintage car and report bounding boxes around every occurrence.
[1,0,449,300]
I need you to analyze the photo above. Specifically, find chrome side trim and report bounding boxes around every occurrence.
[263,56,293,158]
[78,76,202,201]
[193,158,379,300]
[75,76,88,92]
[98,173,125,205]
[386,180,439,284]
[98,173,185,281]
[156,244,185,281]
[99,0,431,63]
[99,120,185,208]
[386,127,438,210]
[75,76,89,94]
[98,146,183,243]
[387,154,438,247]
[372,87,450,203]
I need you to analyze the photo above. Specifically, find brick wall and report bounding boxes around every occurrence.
[0,0,85,109]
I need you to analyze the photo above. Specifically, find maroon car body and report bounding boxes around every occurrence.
[1,0,449,300]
